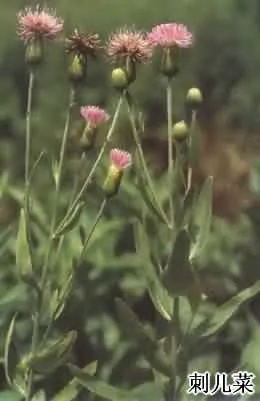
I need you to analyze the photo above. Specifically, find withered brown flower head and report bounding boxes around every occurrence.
[65,29,101,58]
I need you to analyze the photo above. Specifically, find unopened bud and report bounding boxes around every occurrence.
[25,39,43,66]
[68,54,86,82]
[79,125,96,151]
[103,165,123,198]
[172,120,189,142]
[160,49,178,78]
[111,68,129,90]
[186,87,203,109]
[125,57,136,84]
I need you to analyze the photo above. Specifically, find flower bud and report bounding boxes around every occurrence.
[160,49,178,78]
[125,57,136,84]
[186,87,203,109]
[25,39,43,66]
[172,120,189,142]
[103,165,123,198]
[68,54,86,82]
[79,125,96,151]
[111,68,129,90]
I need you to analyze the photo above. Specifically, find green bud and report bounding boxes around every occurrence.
[186,87,203,109]
[111,68,129,90]
[79,125,96,151]
[103,165,123,198]
[160,49,178,78]
[172,120,189,142]
[25,39,43,66]
[68,54,86,82]
[125,57,136,84]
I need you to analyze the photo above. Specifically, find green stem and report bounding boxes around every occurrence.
[24,71,37,401]
[41,88,75,288]
[25,309,40,401]
[58,95,123,229]
[166,79,174,226]
[78,198,107,265]
[24,71,35,249]
[124,94,171,229]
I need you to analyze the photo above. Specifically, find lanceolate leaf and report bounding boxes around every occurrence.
[68,364,137,401]
[163,229,201,305]
[4,314,18,387]
[190,177,213,262]
[134,220,173,321]
[135,171,168,225]
[16,209,32,276]
[52,361,97,401]
[201,279,260,338]
[115,298,171,377]
[19,331,77,374]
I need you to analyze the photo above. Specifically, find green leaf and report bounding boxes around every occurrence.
[134,160,169,226]
[163,229,201,306]
[0,390,22,401]
[68,364,137,401]
[19,331,77,374]
[134,220,173,320]
[31,390,46,401]
[131,382,165,401]
[201,279,260,338]
[115,298,171,377]
[16,208,32,276]
[52,361,97,401]
[54,202,85,238]
[4,314,18,387]
[190,177,213,261]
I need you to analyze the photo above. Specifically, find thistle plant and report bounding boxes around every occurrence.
[2,4,260,401]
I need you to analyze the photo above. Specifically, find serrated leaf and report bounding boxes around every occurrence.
[4,314,18,387]
[115,298,171,377]
[52,361,97,401]
[190,177,213,261]
[16,209,32,276]
[201,279,260,338]
[68,364,136,401]
[20,331,77,374]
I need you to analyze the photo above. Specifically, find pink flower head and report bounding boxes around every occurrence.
[17,5,63,43]
[107,27,153,64]
[80,106,110,128]
[110,148,132,170]
[147,23,193,49]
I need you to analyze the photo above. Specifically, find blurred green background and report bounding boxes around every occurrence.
[1,0,260,399]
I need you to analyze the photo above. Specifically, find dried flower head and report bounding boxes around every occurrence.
[65,29,101,58]
[17,5,63,43]
[148,23,193,49]
[110,148,132,170]
[107,28,153,64]
[80,106,110,128]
